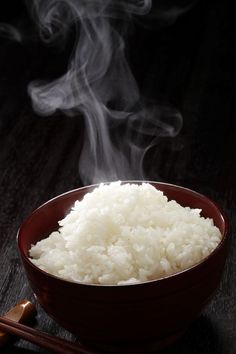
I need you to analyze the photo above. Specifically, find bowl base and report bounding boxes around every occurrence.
[81,329,186,354]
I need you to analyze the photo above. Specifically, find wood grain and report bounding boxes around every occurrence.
[0,317,98,354]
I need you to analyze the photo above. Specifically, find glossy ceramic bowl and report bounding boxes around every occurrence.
[17,182,228,353]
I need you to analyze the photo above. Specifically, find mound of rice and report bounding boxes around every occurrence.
[29,182,222,285]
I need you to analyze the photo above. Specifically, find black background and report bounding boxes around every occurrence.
[0,0,235,353]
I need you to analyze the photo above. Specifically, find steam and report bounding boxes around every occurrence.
[0,23,22,42]
[28,0,182,184]
[144,1,197,26]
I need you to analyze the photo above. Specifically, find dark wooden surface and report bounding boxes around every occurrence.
[0,0,235,353]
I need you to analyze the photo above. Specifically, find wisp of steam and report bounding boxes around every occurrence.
[0,23,22,42]
[28,0,183,185]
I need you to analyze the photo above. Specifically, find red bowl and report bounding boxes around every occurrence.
[17,182,228,353]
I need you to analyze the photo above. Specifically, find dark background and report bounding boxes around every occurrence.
[0,0,235,353]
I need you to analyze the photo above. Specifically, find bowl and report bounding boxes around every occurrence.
[17,182,228,353]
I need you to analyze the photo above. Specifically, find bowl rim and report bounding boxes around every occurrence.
[17,181,228,288]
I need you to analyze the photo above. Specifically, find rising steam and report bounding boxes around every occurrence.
[0,23,22,42]
[28,0,182,184]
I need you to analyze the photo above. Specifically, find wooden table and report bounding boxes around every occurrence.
[0,0,235,353]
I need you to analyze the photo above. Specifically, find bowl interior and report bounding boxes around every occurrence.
[18,182,227,266]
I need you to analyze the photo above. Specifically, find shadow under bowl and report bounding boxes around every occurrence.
[17,182,228,353]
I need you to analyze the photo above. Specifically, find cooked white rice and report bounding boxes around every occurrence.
[29,182,222,285]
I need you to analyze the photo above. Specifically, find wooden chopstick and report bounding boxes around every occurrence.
[0,316,99,354]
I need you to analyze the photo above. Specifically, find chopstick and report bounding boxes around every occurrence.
[0,316,99,354]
